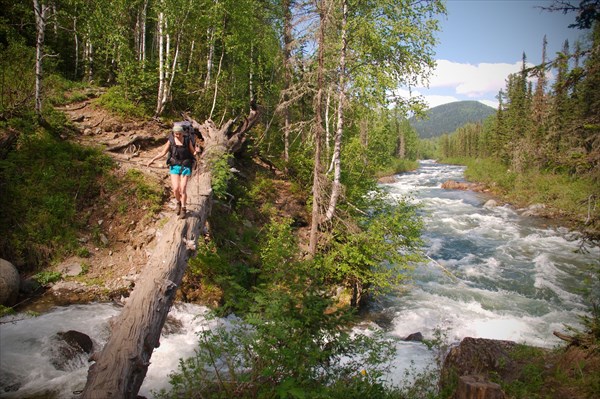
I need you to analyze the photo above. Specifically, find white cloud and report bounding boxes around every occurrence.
[423,94,460,109]
[425,59,527,98]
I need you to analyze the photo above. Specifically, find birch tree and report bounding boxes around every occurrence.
[33,0,50,120]
[323,0,347,224]
[155,0,191,116]
[307,0,444,252]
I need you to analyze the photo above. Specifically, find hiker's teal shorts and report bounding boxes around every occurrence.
[169,165,192,176]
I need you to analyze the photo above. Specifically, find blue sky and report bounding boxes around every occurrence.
[407,0,588,109]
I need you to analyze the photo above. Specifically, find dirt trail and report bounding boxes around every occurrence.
[46,98,180,304]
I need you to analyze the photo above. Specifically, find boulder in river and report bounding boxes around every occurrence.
[47,330,94,371]
[404,332,424,342]
[441,180,487,192]
[0,258,20,306]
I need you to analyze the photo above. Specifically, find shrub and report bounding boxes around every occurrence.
[98,86,147,118]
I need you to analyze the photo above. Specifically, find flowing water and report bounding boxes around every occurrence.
[370,160,599,386]
[1,160,598,397]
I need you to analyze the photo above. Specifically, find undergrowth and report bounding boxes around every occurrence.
[0,121,113,271]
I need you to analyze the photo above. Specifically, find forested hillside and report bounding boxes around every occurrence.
[410,100,496,139]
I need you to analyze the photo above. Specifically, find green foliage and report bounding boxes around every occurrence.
[32,271,62,286]
[375,158,419,178]
[97,86,147,118]
[121,169,165,215]
[0,128,113,270]
[42,74,90,107]
[209,153,234,200]
[157,220,400,398]
[461,158,600,228]
[320,194,423,296]
[0,40,35,119]
[0,305,16,318]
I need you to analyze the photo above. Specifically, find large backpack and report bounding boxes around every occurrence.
[166,121,197,167]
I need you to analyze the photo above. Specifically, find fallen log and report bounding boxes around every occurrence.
[80,105,259,399]
[105,134,155,152]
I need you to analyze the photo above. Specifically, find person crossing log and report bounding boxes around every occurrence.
[79,104,259,399]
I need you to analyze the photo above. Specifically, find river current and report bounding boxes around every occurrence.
[1,160,598,397]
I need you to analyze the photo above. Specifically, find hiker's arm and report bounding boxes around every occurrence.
[147,141,170,166]
[188,140,198,157]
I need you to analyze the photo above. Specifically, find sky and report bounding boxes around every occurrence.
[408,0,589,109]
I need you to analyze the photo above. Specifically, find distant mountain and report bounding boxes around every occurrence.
[410,101,496,139]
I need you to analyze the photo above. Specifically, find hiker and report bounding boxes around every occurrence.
[147,124,198,218]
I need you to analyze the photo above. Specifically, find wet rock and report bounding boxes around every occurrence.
[483,199,498,208]
[440,337,517,391]
[441,180,487,192]
[163,315,184,335]
[19,277,41,295]
[48,330,94,371]
[521,203,546,217]
[377,175,397,184]
[404,332,424,342]
[57,330,93,354]
[0,258,20,306]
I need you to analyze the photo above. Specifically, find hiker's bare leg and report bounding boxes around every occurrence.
[170,174,182,202]
[180,175,190,209]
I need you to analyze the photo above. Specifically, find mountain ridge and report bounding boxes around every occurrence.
[410,100,496,139]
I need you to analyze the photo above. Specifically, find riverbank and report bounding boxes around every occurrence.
[439,157,600,241]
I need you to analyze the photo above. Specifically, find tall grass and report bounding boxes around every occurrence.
[456,158,599,229]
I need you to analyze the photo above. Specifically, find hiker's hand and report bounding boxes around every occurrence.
[147,160,154,167]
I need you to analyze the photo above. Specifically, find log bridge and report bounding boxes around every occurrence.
[79,106,258,399]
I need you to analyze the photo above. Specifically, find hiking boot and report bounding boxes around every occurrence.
[176,201,181,215]
[179,207,187,219]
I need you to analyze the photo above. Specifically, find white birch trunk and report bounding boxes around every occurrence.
[155,12,166,116]
[323,0,347,224]
[73,17,79,78]
[140,0,148,62]
[33,0,48,119]
[204,27,215,89]
[187,39,195,73]
[209,46,225,120]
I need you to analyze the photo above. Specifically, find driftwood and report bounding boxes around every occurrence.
[80,105,259,399]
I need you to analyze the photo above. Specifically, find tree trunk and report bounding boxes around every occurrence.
[323,0,347,224]
[156,12,165,116]
[282,0,293,164]
[308,0,328,256]
[81,107,259,399]
[33,0,48,120]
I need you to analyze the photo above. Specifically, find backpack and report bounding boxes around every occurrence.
[166,121,197,167]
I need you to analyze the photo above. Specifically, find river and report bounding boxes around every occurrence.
[1,160,598,397]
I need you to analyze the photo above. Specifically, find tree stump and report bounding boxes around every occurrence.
[455,375,505,399]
